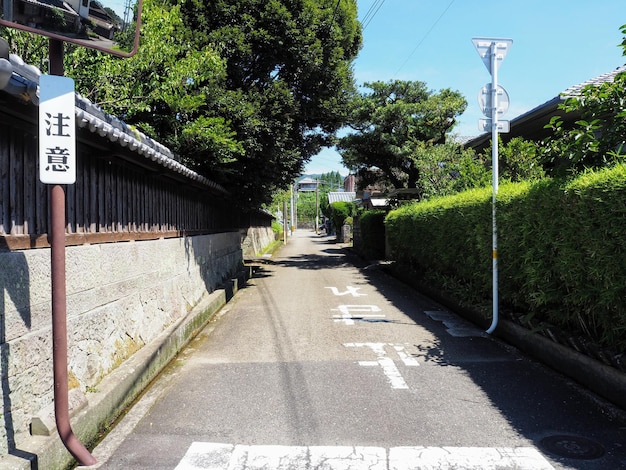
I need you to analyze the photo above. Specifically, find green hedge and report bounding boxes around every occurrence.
[329,201,355,234]
[359,210,387,259]
[385,164,626,352]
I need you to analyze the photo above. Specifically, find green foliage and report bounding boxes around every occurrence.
[169,0,362,208]
[271,220,284,241]
[539,24,626,177]
[338,80,467,191]
[297,192,318,223]
[317,171,344,190]
[329,201,355,233]
[0,27,49,71]
[66,1,238,166]
[294,172,344,225]
[358,210,386,260]
[386,165,626,352]
[410,141,488,199]
[386,185,493,290]
[53,0,360,211]
[481,137,545,182]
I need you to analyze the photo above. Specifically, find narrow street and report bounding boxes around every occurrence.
[90,230,626,470]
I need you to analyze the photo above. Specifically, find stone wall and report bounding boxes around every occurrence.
[0,232,242,455]
[240,225,276,259]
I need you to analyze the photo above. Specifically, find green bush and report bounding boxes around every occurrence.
[271,220,283,241]
[386,164,626,352]
[329,201,355,234]
[359,210,387,259]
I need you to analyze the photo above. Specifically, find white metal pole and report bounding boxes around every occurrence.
[486,41,499,334]
[315,181,319,235]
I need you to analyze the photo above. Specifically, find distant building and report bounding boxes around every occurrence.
[327,192,356,204]
[297,177,318,192]
[343,174,356,192]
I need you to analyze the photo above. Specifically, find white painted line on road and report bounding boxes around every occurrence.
[332,305,383,325]
[344,343,419,390]
[332,314,387,325]
[393,345,420,366]
[174,442,234,470]
[424,311,455,321]
[309,446,387,470]
[389,446,554,470]
[175,443,555,469]
[424,311,484,337]
[230,445,309,470]
[325,286,367,297]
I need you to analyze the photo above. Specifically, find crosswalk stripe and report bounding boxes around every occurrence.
[174,442,555,470]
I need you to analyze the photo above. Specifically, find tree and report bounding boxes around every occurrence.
[540,24,626,177]
[481,137,545,183]
[318,171,344,190]
[166,0,362,209]
[295,172,344,226]
[66,1,242,167]
[337,80,467,194]
[0,27,49,71]
[3,0,361,210]
[60,0,361,210]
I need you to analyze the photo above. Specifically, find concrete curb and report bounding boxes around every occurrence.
[2,269,250,470]
[380,263,626,412]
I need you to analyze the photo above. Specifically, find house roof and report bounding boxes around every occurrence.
[327,192,356,204]
[0,48,228,195]
[464,64,626,151]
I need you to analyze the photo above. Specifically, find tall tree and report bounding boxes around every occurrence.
[166,0,362,208]
[338,80,467,193]
[66,1,242,166]
[63,0,361,209]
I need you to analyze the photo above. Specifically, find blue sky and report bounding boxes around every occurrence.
[103,0,132,20]
[304,0,626,175]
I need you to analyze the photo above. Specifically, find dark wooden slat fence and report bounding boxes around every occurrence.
[1,98,235,251]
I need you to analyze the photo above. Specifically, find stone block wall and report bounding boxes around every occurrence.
[0,232,242,454]
[240,226,276,259]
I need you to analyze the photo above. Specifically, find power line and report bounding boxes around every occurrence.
[393,0,456,77]
[361,0,387,31]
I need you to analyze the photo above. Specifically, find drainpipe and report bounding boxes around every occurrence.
[49,38,97,466]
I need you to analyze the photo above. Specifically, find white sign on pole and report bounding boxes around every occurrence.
[478,83,510,117]
[472,37,513,75]
[39,75,76,184]
[478,119,510,133]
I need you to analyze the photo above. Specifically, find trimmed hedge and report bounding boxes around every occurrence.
[329,201,355,235]
[385,164,626,352]
[359,210,387,259]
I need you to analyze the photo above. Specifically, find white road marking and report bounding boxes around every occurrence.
[332,305,383,325]
[343,343,419,390]
[175,443,555,469]
[325,286,367,297]
[424,311,484,337]
[393,345,420,366]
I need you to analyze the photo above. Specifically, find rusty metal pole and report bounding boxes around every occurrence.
[48,38,97,466]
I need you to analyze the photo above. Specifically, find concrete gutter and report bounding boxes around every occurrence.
[2,269,251,470]
[381,263,626,412]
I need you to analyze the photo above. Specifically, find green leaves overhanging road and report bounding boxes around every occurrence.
[66,0,362,210]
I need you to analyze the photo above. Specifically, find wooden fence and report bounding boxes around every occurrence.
[0,93,239,251]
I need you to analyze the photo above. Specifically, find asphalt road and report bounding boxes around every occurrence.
[86,230,626,470]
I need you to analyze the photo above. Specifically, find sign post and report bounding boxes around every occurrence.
[39,75,76,185]
[472,37,513,335]
[3,2,142,463]
[38,44,98,466]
